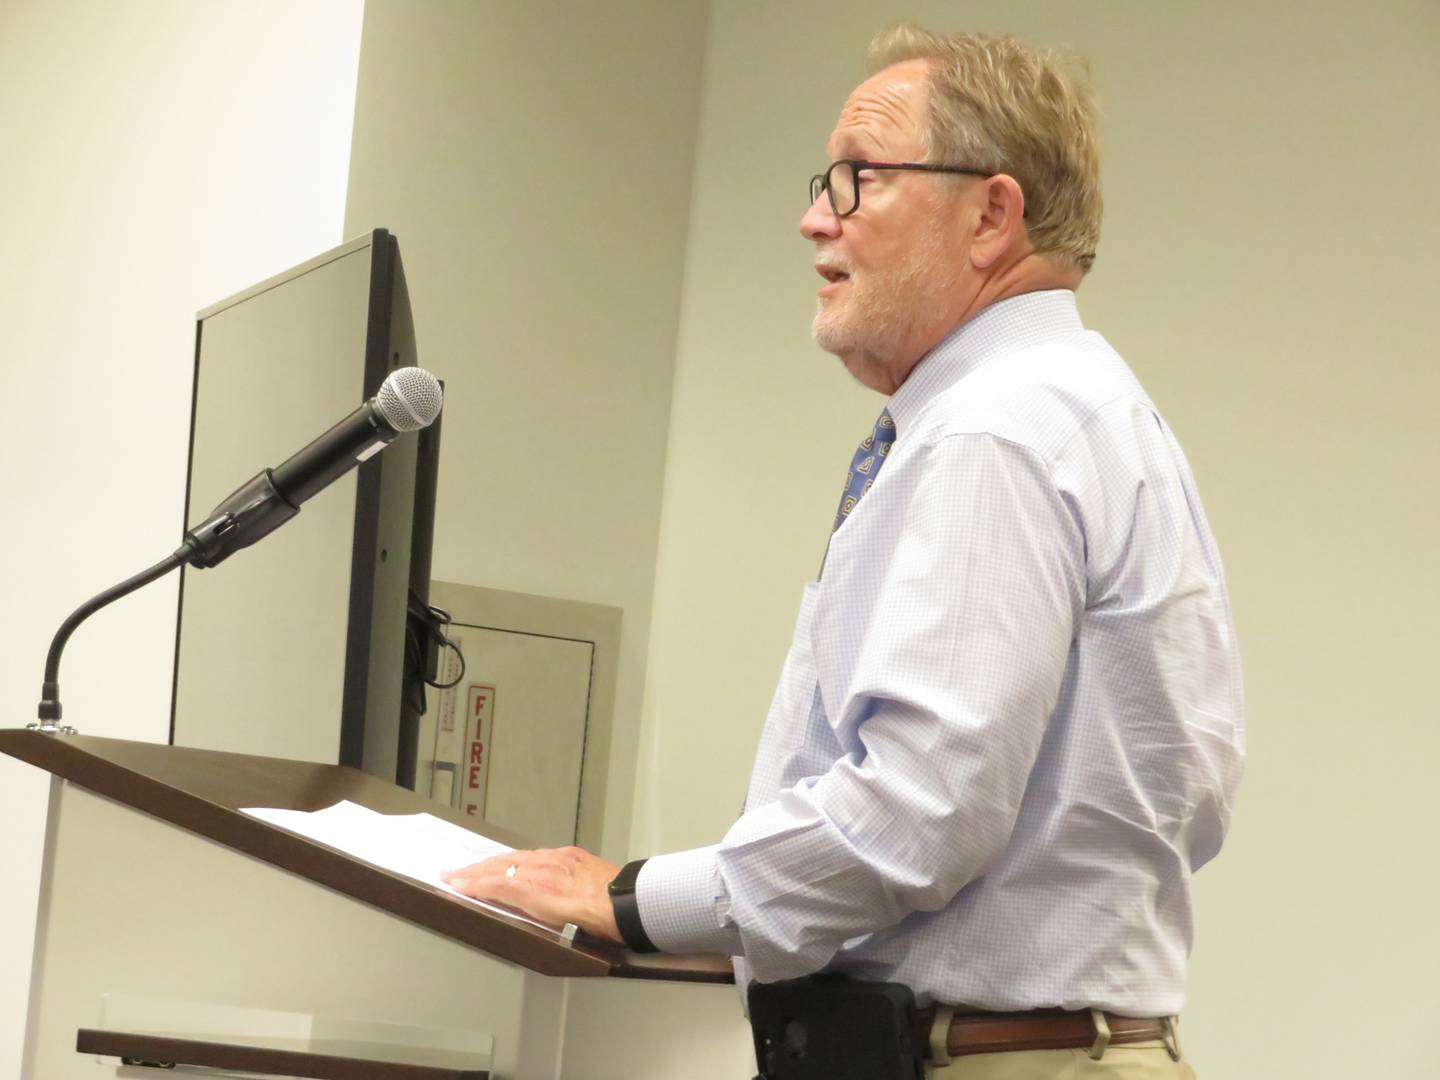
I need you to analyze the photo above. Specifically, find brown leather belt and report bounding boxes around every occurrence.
[928,1008,1172,1059]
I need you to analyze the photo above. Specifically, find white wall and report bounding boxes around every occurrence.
[0,1,363,1073]
[635,1,1439,1077]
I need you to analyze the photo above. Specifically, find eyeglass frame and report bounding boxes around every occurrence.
[809,159,995,218]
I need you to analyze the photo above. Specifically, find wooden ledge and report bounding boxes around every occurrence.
[3,730,732,984]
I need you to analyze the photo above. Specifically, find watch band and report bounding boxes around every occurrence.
[608,858,659,953]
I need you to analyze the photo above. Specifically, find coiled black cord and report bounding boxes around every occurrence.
[403,589,466,716]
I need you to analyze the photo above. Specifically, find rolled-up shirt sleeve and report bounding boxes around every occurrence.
[637,432,1085,980]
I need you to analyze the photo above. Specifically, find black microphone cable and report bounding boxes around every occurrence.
[403,589,466,717]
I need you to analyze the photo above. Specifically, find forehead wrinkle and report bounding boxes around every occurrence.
[828,74,927,161]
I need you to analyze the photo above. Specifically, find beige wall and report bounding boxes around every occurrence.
[637,1,1439,1077]
[342,0,710,859]
[6,1,1438,1077]
[0,2,363,1074]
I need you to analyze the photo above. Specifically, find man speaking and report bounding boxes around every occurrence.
[444,24,1243,1079]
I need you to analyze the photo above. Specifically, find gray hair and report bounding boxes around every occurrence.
[869,24,1103,273]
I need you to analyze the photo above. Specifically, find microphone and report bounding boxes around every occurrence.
[32,366,443,731]
[183,366,443,569]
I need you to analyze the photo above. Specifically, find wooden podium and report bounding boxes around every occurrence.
[3,731,747,1080]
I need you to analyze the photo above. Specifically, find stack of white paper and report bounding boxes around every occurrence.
[242,800,574,939]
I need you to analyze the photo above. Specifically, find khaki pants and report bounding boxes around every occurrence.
[938,1040,1197,1079]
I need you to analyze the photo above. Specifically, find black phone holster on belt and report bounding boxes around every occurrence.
[747,974,927,1080]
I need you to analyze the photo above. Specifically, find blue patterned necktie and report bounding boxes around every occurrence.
[832,408,897,533]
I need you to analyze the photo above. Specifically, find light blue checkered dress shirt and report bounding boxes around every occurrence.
[638,290,1245,1014]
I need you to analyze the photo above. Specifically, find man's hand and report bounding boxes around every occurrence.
[440,846,624,944]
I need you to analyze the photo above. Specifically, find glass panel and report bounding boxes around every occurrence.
[830,162,857,215]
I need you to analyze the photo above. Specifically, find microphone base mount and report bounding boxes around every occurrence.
[26,719,78,736]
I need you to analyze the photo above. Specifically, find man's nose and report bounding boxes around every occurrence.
[800,192,841,241]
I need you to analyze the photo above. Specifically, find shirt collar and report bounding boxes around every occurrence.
[886,289,1085,434]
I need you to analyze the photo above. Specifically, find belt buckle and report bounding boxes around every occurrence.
[927,1004,955,1068]
[1163,1016,1183,1062]
[1087,1009,1111,1061]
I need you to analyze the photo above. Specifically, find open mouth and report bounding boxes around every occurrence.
[817,267,850,284]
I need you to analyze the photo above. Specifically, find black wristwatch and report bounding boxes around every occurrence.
[608,858,659,953]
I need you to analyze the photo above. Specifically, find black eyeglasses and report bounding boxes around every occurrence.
[809,159,993,218]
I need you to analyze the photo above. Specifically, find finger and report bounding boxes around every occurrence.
[446,856,546,898]
[446,870,553,922]
[445,869,523,900]
[444,874,496,899]
[441,850,525,882]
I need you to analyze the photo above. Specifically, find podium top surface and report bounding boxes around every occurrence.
[1,730,732,984]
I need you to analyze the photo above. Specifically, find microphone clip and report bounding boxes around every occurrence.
[184,470,300,569]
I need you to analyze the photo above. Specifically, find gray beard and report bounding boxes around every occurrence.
[811,256,956,376]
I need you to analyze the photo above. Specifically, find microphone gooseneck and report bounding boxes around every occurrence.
[33,546,192,730]
[33,366,443,732]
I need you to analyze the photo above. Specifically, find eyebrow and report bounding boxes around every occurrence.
[830,141,865,160]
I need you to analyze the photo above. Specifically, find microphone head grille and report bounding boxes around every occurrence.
[376,367,443,432]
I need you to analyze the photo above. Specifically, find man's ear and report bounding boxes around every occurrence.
[969,174,1026,270]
